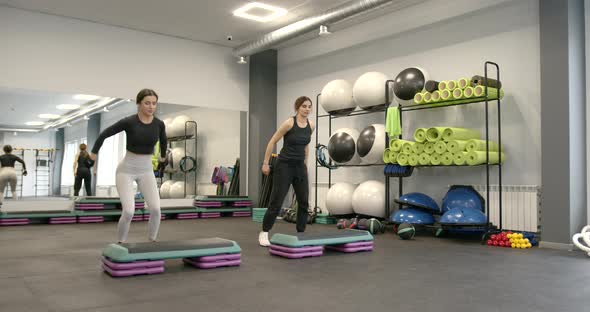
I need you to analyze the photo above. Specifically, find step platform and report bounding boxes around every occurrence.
[269,229,373,259]
[101,237,241,277]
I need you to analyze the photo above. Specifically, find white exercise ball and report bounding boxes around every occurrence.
[159,180,174,199]
[353,72,392,111]
[169,181,186,198]
[320,79,355,116]
[328,128,361,165]
[168,147,186,169]
[352,180,386,218]
[357,124,386,164]
[325,183,357,215]
[162,118,173,138]
[170,115,195,138]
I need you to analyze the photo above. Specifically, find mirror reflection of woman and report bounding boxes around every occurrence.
[73,143,95,196]
[0,145,27,204]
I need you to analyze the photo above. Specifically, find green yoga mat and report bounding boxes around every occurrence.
[463,86,475,98]
[446,140,468,153]
[418,153,431,166]
[438,81,448,91]
[442,152,454,166]
[430,153,442,165]
[411,142,425,154]
[414,92,426,104]
[397,154,409,166]
[431,90,442,102]
[466,151,505,165]
[383,148,391,163]
[453,152,468,165]
[452,88,463,99]
[402,142,416,155]
[439,89,452,101]
[423,92,433,103]
[426,127,447,142]
[446,80,458,90]
[390,139,413,152]
[473,86,504,99]
[424,142,435,154]
[457,77,470,89]
[408,154,419,166]
[434,141,447,154]
[441,128,480,141]
[414,128,427,143]
[389,151,398,164]
[466,139,501,152]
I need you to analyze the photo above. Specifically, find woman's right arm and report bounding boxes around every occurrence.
[89,119,127,160]
[262,119,292,174]
[73,153,79,174]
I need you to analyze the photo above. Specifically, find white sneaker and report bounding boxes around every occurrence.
[258,231,270,247]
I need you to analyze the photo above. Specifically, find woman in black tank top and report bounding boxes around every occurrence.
[73,143,95,196]
[259,96,315,246]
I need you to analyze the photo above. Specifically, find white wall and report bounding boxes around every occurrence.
[0,6,249,112]
[1,131,56,197]
[278,0,541,213]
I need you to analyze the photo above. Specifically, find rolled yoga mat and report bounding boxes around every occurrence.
[402,142,416,155]
[390,139,413,152]
[418,153,431,166]
[446,80,458,90]
[446,140,468,153]
[413,128,427,143]
[413,92,425,104]
[424,142,435,154]
[441,128,480,142]
[426,127,447,142]
[408,154,419,166]
[465,139,501,152]
[430,154,442,165]
[434,141,447,154]
[425,80,440,93]
[431,90,442,102]
[463,86,475,98]
[466,151,505,165]
[473,86,504,99]
[452,88,463,100]
[389,151,398,164]
[471,75,502,89]
[397,154,409,166]
[383,148,391,163]
[438,81,448,91]
[423,92,433,103]
[440,89,452,101]
[453,152,468,165]
[411,142,425,154]
[457,77,470,89]
[442,152,454,166]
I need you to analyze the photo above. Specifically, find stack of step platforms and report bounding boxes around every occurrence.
[74,197,145,223]
[158,198,200,220]
[193,195,252,218]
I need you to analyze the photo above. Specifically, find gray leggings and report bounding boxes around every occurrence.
[0,167,17,203]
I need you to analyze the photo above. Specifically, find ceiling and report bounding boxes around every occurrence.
[0,0,357,47]
[0,87,97,130]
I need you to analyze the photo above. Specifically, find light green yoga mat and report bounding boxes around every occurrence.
[438,81,448,91]
[446,140,468,153]
[423,92,433,103]
[434,141,447,154]
[442,152,454,166]
[414,128,427,143]
[441,128,480,142]
[473,86,504,99]
[402,142,416,154]
[446,80,458,90]
[390,151,398,164]
[430,153,442,165]
[397,154,409,166]
[457,77,470,89]
[466,139,501,152]
[463,86,475,98]
[452,88,463,99]
[426,127,447,142]
[440,89,452,101]
[418,153,431,166]
[431,90,442,102]
[424,142,435,154]
[408,154,419,166]
[390,139,413,152]
[383,148,391,163]
[466,151,505,165]
[413,92,426,104]
[411,142,425,154]
[453,152,468,165]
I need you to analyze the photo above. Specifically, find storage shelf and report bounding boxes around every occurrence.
[400,97,500,111]
[317,107,387,119]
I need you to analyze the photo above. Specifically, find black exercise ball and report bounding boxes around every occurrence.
[356,124,386,164]
[393,67,428,105]
[328,128,360,165]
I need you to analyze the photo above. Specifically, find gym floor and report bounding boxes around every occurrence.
[0,218,588,312]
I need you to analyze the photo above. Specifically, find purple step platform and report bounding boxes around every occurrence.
[78,216,104,223]
[132,215,144,222]
[102,257,165,270]
[182,258,241,269]
[192,253,241,262]
[0,218,30,226]
[102,264,164,277]
[269,248,323,259]
[232,212,252,217]
[200,212,221,218]
[195,203,224,208]
[177,213,200,219]
[326,245,373,253]
[270,244,324,253]
[143,215,166,220]
[49,217,77,224]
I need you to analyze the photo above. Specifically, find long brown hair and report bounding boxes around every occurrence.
[79,143,88,159]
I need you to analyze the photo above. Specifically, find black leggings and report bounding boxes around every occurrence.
[262,159,309,232]
[74,169,92,196]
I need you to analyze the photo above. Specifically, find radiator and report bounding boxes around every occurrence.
[472,185,540,233]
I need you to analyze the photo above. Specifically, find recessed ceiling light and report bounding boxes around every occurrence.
[233,2,287,23]
[25,121,44,126]
[38,113,61,119]
[56,104,80,110]
[73,94,100,101]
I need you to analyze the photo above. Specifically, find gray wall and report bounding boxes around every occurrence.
[248,50,278,206]
[540,0,587,244]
